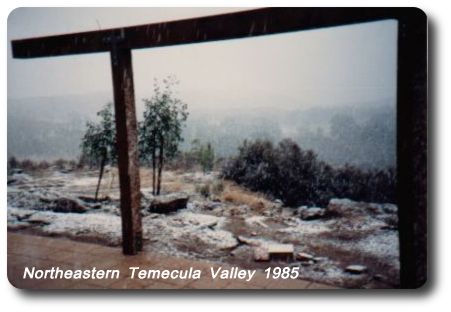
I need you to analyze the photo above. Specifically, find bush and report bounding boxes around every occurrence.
[274,139,321,206]
[222,139,277,194]
[222,139,396,207]
[174,140,216,172]
[37,160,50,170]
[195,183,211,198]
[7,157,77,172]
[211,179,225,195]
[8,157,18,169]
[196,180,224,198]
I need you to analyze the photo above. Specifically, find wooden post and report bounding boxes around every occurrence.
[396,10,427,288]
[110,47,142,255]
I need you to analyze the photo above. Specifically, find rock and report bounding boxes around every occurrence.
[172,212,219,228]
[51,198,88,213]
[368,203,398,214]
[300,207,326,220]
[345,265,368,274]
[245,216,268,228]
[328,198,361,217]
[78,195,110,203]
[190,228,238,250]
[301,260,315,266]
[382,204,397,214]
[7,207,35,221]
[8,222,31,230]
[237,235,262,246]
[373,274,386,282]
[296,252,315,261]
[205,202,222,210]
[76,196,104,210]
[27,213,53,224]
[8,172,32,185]
[149,194,189,214]
[92,203,102,209]
[329,198,398,218]
[7,178,17,185]
[11,168,24,174]
[169,214,239,250]
[254,247,270,262]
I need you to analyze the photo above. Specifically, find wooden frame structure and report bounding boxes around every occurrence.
[11,7,427,288]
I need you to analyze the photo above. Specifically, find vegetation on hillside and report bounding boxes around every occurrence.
[222,138,396,207]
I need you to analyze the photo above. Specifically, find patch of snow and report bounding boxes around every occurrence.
[186,228,238,250]
[170,211,219,227]
[38,211,122,244]
[245,215,268,228]
[7,206,36,221]
[353,232,399,266]
[278,219,333,235]
[67,177,98,187]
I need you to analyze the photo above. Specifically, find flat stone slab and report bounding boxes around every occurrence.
[267,243,294,261]
[296,252,314,261]
[345,265,368,274]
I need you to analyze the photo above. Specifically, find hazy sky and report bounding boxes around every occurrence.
[7,8,398,112]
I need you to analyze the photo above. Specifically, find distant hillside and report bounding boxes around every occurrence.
[8,93,396,169]
[8,93,110,161]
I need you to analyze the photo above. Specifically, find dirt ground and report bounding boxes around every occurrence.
[7,167,400,288]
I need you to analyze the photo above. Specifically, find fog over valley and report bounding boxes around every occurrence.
[8,9,397,170]
[8,92,395,169]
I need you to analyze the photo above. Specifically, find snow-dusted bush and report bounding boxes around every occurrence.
[222,139,396,207]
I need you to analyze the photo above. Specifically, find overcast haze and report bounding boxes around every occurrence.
[7,8,398,168]
[8,8,397,109]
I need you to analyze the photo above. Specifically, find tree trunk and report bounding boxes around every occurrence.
[95,149,107,201]
[157,136,164,195]
[152,145,156,196]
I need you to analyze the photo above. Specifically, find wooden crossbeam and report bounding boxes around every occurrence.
[11,7,406,59]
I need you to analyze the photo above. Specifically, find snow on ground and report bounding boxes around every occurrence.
[7,168,400,288]
[277,219,333,235]
[36,211,123,244]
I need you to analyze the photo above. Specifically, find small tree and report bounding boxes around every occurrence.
[8,156,18,170]
[80,103,117,200]
[189,140,215,173]
[139,77,188,195]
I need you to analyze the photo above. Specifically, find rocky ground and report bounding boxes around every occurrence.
[7,167,400,288]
